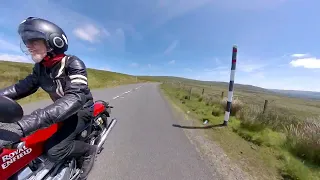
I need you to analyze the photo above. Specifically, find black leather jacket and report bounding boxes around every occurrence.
[0,55,94,135]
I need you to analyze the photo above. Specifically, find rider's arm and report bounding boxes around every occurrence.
[0,66,39,100]
[17,56,90,135]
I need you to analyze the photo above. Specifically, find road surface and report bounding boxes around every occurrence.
[22,83,216,180]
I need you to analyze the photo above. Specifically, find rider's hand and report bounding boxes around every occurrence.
[0,122,24,149]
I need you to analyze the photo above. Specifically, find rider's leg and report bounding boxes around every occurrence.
[75,141,97,180]
[43,107,97,179]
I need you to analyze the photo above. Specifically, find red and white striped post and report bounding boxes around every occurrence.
[222,45,237,126]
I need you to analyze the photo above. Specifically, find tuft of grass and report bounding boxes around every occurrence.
[283,118,320,165]
[233,127,286,147]
[211,105,223,117]
[237,104,320,165]
[278,151,315,180]
[220,97,244,116]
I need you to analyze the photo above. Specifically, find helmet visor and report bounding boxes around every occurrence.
[19,30,46,45]
[19,31,51,55]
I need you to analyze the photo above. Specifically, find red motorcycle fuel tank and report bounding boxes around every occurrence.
[0,123,59,180]
[0,102,106,179]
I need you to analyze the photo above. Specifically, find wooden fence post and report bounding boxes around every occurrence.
[263,100,268,114]
[189,87,192,100]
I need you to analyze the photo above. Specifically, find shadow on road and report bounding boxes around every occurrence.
[172,123,224,129]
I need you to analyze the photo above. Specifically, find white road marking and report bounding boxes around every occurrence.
[113,96,120,99]
[110,86,142,100]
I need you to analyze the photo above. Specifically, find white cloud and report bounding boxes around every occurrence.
[0,0,112,47]
[73,24,109,43]
[184,68,193,72]
[168,60,175,64]
[0,54,31,63]
[291,53,308,58]
[290,57,320,69]
[164,40,179,54]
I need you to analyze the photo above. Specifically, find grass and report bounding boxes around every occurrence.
[160,82,320,180]
[0,60,146,104]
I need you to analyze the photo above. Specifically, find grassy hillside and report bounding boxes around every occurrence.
[139,75,320,117]
[139,75,320,100]
[159,79,320,180]
[270,89,320,100]
[0,60,144,104]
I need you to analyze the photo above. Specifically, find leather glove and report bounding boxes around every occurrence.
[0,122,24,149]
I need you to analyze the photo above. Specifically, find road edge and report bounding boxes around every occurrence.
[157,84,255,180]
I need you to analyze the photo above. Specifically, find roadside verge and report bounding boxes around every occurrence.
[158,83,255,180]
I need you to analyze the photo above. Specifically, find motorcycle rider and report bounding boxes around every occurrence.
[0,17,97,180]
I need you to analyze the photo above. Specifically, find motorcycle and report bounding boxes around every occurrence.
[0,95,117,180]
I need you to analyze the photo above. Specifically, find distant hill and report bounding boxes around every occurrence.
[139,76,269,92]
[269,89,320,100]
[139,75,320,100]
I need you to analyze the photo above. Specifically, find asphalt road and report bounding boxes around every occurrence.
[22,83,215,180]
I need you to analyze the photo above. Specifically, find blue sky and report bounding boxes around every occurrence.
[0,0,320,91]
